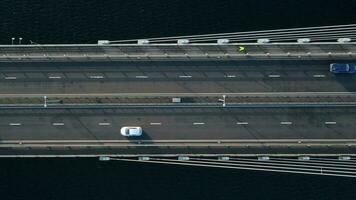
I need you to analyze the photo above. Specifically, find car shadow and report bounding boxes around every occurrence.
[334,74,356,92]
[125,130,154,144]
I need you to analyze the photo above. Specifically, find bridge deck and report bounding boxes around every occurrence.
[0,44,355,156]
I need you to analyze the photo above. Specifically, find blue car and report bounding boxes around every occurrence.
[330,63,356,73]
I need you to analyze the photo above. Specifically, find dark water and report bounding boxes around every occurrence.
[0,0,356,44]
[1,0,356,199]
[1,158,356,200]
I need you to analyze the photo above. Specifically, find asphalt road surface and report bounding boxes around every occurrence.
[1,58,356,156]
[0,107,355,141]
[0,59,355,94]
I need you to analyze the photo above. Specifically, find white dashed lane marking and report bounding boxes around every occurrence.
[150,122,162,125]
[280,121,293,125]
[9,123,21,126]
[313,74,326,78]
[135,76,149,79]
[98,122,111,126]
[89,75,104,79]
[49,76,62,79]
[179,75,192,78]
[52,123,65,126]
[4,77,17,80]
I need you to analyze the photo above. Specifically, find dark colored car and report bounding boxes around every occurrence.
[330,63,356,73]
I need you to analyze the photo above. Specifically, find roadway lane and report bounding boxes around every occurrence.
[0,107,355,141]
[0,59,355,94]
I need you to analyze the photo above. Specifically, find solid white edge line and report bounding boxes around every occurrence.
[1,92,356,97]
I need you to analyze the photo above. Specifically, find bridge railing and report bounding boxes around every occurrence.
[0,42,355,61]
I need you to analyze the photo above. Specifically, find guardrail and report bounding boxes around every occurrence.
[0,42,355,61]
[1,102,356,109]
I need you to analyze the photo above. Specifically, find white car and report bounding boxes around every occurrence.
[120,127,142,137]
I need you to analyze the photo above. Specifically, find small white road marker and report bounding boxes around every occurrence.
[179,75,192,78]
[5,76,17,80]
[313,74,326,78]
[268,74,281,78]
[49,76,62,79]
[280,121,293,125]
[150,122,162,125]
[89,75,104,79]
[135,75,149,79]
[325,121,337,125]
[9,123,21,126]
[193,122,205,125]
[98,122,111,126]
[52,123,64,126]
[236,122,249,125]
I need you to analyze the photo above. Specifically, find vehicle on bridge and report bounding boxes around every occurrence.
[330,63,356,73]
[120,127,142,137]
